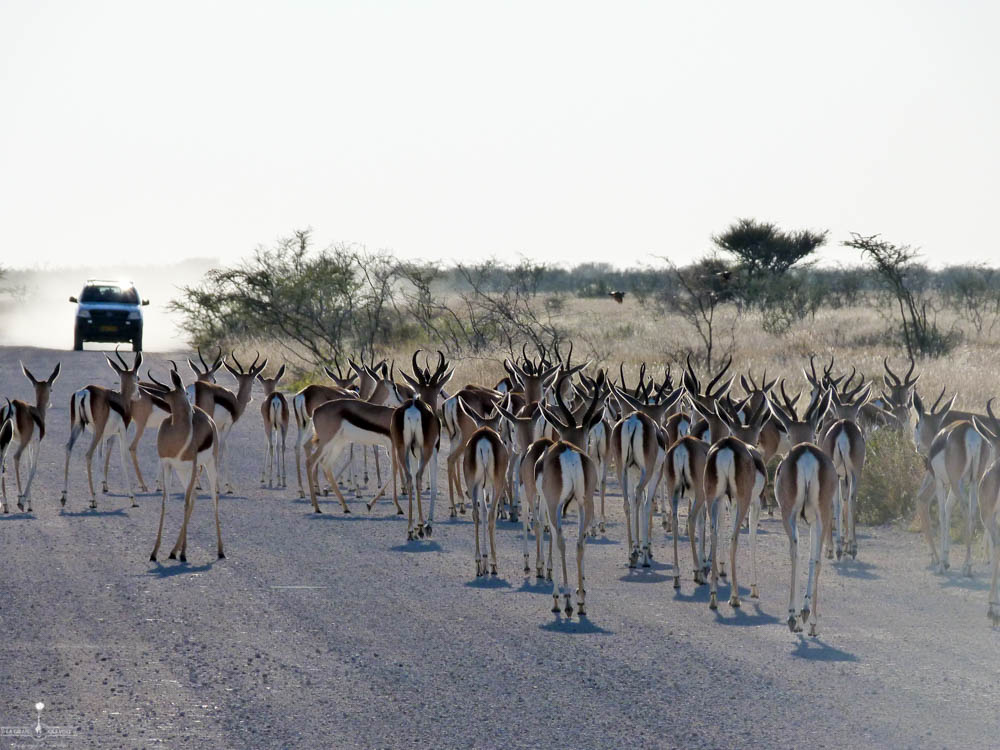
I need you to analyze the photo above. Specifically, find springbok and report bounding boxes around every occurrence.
[187,347,224,383]
[463,419,510,576]
[257,365,288,488]
[926,417,988,576]
[820,382,873,560]
[61,350,142,509]
[771,385,835,635]
[304,394,402,516]
[292,379,357,498]
[610,382,680,568]
[535,376,604,616]
[1,362,60,513]
[189,351,267,493]
[693,395,772,607]
[442,386,502,518]
[496,397,551,575]
[973,403,1000,625]
[390,394,441,540]
[141,369,223,563]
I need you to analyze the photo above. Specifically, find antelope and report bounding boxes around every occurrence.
[141,369,223,562]
[1,363,60,513]
[926,417,988,576]
[611,382,680,568]
[442,386,502,518]
[257,365,289,488]
[292,378,358,498]
[304,393,402,516]
[496,398,552,576]
[820,381,873,560]
[771,384,835,635]
[188,351,268,494]
[390,394,441,541]
[574,377,612,535]
[686,395,770,608]
[61,350,142,509]
[973,404,1000,625]
[503,345,560,406]
[463,417,510,576]
[879,357,920,430]
[187,347,225,383]
[664,434,707,589]
[681,355,735,575]
[391,350,453,513]
[535,374,605,616]
[0,403,13,503]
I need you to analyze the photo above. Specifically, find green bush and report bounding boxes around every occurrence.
[857,428,926,525]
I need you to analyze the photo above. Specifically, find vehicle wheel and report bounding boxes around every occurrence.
[73,330,83,351]
[132,336,142,352]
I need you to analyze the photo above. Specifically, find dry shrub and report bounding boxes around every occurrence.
[857,429,926,525]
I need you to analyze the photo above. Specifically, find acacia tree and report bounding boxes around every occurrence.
[843,232,954,358]
[713,218,828,278]
[656,255,738,370]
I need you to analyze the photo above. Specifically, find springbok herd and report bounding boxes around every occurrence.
[2,345,999,637]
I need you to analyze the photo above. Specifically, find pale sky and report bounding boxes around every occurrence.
[1,0,998,270]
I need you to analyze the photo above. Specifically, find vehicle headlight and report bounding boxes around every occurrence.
[77,310,90,319]
[128,310,142,320]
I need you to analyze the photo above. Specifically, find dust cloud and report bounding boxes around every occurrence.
[0,259,218,352]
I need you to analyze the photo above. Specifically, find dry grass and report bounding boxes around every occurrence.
[239,295,1000,412]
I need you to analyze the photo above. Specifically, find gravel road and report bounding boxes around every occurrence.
[0,346,997,749]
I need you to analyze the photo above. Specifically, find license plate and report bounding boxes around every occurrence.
[100,325,117,332]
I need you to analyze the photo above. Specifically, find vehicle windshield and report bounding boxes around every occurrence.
[79,285,139,304]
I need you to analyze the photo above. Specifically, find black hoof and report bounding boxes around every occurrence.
[396,509,404,516]
[642,561,650,568]
[551,605,560,613]
[168,552,176,560]
[314,508,322,514]
[149,554,157,562]
[343,507,351,514]
[218,552,226,559]
[460,507,467,515]
[424,525,433,537]
[179,554,187,563]
[524,566,531,573]
[673,576,680,589]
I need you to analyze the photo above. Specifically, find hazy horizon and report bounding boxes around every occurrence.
[3,1,999,270]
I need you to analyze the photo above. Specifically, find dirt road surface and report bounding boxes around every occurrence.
[0,347,997,749]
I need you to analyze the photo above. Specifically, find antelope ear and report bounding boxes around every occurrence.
[223,361,240,378]
[399,370,420,390]
[133,351,143,372]
[856,383,873,408]
[539,406,567,434]
[974,416,999,443]
[20,362,38,384]
[107,356,123,374]
[254,358,269,375]
[438,369,454,388]
[188,359,202,376]
[586,405,606,430]
[275,364,286,382]
[47,362,61,384]
[913,391,924,414]
[170,368,184,389]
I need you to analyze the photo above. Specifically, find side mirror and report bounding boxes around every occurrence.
[141,299,150,306]
[69,296,78,303]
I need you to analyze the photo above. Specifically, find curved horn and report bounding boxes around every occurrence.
[883,358,901,386]
[230,350,244,374]
[553,373,577,428]
[250,350,261,371]
[930,386,946,414]
[146,369,171,391]
[903,357,919,387]
[114,344,130,370]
